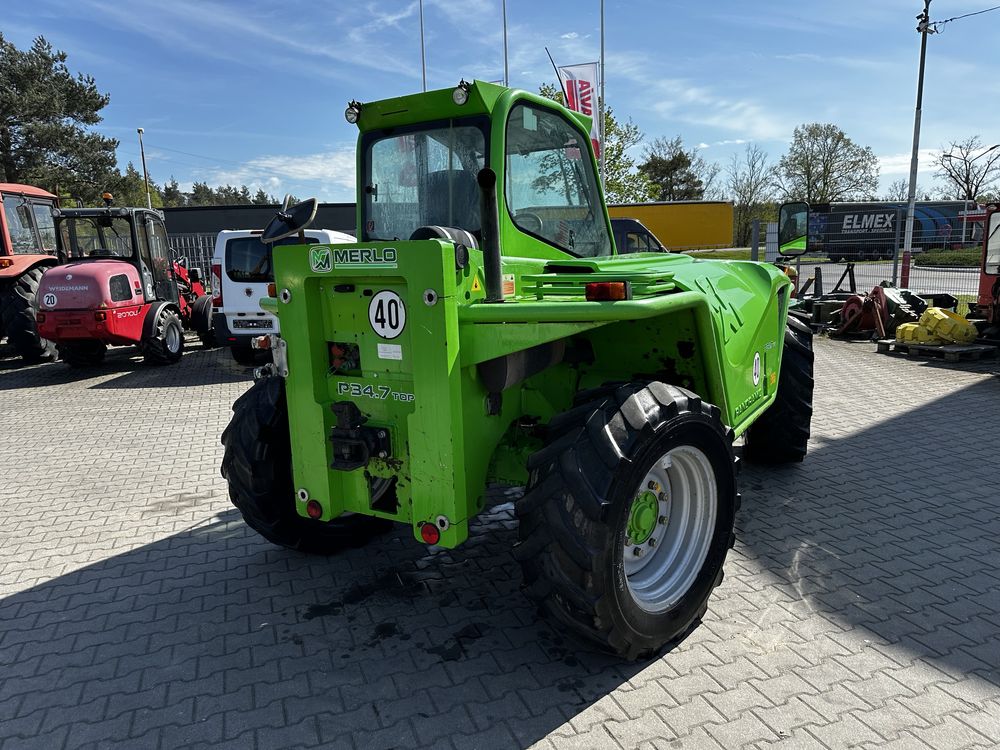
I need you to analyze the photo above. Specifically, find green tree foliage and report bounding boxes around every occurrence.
[538,84,651,204]
[0,34,118,204]
[639,136,720,202]
[776,123,879,202]
[109,162,162,208]
[162,178,186,207]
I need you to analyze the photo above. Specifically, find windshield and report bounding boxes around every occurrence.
[987,212,1000,273]
[2,195,58,254]
[59,217,135,258]
[504,104,612,257]
[364,120,487,242]
[226,235,320,283]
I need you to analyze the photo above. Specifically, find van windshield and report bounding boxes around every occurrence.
[226,235,319,283]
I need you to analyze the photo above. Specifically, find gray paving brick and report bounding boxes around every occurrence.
[2,331,999,750]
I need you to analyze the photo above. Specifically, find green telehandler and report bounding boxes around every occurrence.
[221,81,814,659]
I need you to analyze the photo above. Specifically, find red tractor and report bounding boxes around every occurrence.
[0,183,61,362]
[36,195,213,367]
[970,203,1000,340]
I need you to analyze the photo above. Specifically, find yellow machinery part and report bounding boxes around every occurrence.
[919,307,978,344]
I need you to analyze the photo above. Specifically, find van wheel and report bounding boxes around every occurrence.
[192,295,216,347]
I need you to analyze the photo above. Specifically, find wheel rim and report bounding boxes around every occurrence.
[165,322,181,353]
[623,445,718,613]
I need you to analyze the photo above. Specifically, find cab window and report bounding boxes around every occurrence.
[504,104,611,257]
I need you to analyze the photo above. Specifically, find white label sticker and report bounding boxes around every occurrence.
[42,293,57,308]
[752,352,762,386]
[377,343,403,360]
[368,290,406,339]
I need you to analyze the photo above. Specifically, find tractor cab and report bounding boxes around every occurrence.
[53,197,177,306]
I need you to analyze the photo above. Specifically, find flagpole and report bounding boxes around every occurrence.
[502,0,509,86]
[545,47,567,100]
[419,0,427,91]
[599,0,606,188]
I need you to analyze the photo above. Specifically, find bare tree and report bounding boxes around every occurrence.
[934,135,1000,200]
[726,144,775,245]
[776,123,879,202]
[883,178,931,201]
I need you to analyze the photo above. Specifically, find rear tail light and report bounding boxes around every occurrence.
[585,281,631,301]
[266,282,276,298]
[420,522,441,545]
[36,313,45,323]
[94,311,107,322]
[252,335,272,350]
[211,264,223,306]
[305,500,323,519]
[0,258,12,269]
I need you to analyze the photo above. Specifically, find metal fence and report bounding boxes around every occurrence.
[753,205,983,313]
[168,233,217,283]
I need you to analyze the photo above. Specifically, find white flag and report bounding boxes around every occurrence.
[557,62,601,159]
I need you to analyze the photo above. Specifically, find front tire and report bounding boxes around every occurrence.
[743,311,814,463]
[515,382,738,660]
[220,377,392,554]
[58,340,107,367]
[0,268,57,363]
[140,307,185,365]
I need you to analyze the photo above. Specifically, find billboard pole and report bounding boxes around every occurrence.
[902,0,934,288]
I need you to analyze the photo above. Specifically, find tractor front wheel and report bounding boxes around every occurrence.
[140,308,185,365]
[515,382,738,660]
[58,340,107,368]
[0,268,57,363]
[221,376,393,554]
[743,310,814,463]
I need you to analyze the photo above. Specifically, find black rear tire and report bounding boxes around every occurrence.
[140,308,185,365]
[515,382,738,660]
[220,376,392,554]
[0,268,57,363]
[743,311,814,463]
[58,340,107,367]
[191,295,216,347]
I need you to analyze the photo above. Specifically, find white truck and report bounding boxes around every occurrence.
[210,228,353,364]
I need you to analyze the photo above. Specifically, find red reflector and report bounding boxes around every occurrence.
[36,313,46,323]
[585,281,630,301]
[254,335,271,350]
[420,522,441,545]
[306,500,323,519]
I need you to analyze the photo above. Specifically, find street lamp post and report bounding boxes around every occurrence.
[137,127,152,210]
[901,0,934,289]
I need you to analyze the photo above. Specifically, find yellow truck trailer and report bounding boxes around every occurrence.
[608,201,734,251]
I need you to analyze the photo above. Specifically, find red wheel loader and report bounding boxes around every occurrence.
[36,194,211,367]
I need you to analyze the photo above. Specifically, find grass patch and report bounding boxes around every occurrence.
[914,250,981,267]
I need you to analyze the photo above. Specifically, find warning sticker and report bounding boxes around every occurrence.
[502,274,515,296]
[471,276,482,292]
[377,343,403,361]
[752,352,762,386]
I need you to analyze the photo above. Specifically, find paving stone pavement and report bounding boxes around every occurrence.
[0,336,998,750]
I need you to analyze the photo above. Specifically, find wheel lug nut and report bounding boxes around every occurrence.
[658,492,668,502]
[648,538,656,547]
[647,481,659,491]
[633,547,644,557]
[658,515,668,525]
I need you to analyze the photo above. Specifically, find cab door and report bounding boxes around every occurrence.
[144,215,178,303]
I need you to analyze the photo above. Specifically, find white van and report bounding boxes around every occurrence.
[210,228,353,364]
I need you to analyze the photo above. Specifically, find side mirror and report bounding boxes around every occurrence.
[778,201,809,258]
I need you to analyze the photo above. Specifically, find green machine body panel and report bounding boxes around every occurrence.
[266,81,792,548]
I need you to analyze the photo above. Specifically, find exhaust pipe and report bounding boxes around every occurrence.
[477,168,504,303]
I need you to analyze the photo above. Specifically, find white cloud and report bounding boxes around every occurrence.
[561,32,579,39]
[199,147,357,202]
[877,149,940,175]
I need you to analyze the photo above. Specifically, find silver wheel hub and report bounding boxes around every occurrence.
[165,322,181,353]
[624,445,718,613]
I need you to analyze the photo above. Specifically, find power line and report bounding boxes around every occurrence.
[930,4,1000,31]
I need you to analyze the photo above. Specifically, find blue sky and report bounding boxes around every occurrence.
[5,0,999,202]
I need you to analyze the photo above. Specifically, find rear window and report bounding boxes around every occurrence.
[225,235,318,283]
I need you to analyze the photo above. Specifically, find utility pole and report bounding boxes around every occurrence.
[419,0,427,92]
[137,127,152,210]
[901,0,934,288]
[599,0,606,189]
[502,0,509,87]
